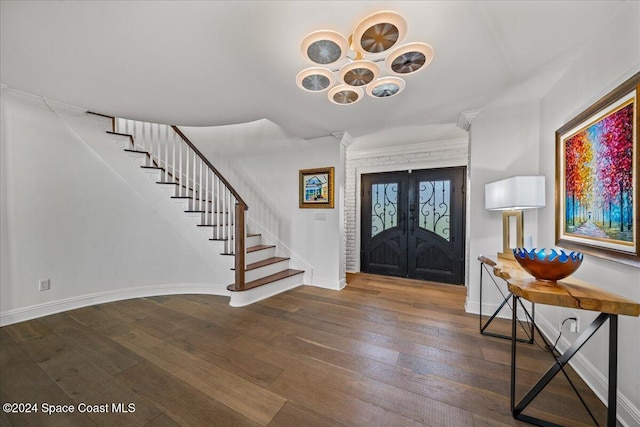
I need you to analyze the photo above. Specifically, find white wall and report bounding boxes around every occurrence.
[182,122,345,289]
[1,92,231,325]
[468,3,640,424]
[466,100,541,313]
[536,3,640,424]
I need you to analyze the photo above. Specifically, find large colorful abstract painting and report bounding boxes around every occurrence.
[556,73,639,265]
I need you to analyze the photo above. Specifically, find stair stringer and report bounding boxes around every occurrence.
[56,111,234,294]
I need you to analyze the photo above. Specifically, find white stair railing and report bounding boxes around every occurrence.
[113,119,247,282]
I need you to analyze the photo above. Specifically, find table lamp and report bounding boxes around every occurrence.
[485,176,545,259]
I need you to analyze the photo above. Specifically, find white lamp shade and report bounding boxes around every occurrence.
[485,176,545,210]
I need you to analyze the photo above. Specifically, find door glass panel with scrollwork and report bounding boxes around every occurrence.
[371,183,398,237]
[418,180,450,241]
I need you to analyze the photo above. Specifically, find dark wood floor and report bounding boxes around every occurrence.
[1,273,607,426]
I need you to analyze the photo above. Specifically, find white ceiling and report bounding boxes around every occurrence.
[0,1,627,140]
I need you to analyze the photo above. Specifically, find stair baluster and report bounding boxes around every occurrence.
[88,111,306,299]
[111,118,248,289]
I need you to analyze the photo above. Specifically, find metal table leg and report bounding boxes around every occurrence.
[480,262,534,343]
[607,314,618,427]
[510,295,618,426]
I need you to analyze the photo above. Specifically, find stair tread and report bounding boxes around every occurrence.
[124,149,149,155]
[232,256,289,271]
[141,166,164,170]
[246,256,290,271]
[87,111,114,119]
[168,197,225,205]
[197,224,232,227]
[209,233,261,242]
[227,269,304,292]
[247,244,275,253]
[157,181,179,185]
[169,196,219,201]
[106,131,132,137]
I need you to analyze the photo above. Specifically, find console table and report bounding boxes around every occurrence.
[478,256,640,427]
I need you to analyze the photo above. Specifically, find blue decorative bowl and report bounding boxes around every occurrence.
[513,248,583,282]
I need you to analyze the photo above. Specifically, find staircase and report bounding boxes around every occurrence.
[88,112,304,306]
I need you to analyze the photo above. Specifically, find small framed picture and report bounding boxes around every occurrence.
[299,167,334,209]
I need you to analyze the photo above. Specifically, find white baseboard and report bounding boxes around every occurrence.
[465,299,532,321]
[311,277,346,290]
[465,300,640,427]
[229,274,303,307]
[534,315,640,427]
[0,283,230,327]
[228,275,344,308]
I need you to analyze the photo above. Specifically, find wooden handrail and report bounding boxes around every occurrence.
[89,112,248,289]
[89,113,245,207]
[171,125,247,290]
[171,126,248,209]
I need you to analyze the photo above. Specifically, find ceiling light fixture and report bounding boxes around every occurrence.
[297,10,434,105]
[339,60,380,87]
[366,76,406,98]
[296,67,336,92]
[328,85,364,105]
[301,30,349,65]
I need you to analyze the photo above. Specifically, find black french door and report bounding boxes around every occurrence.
[361,167,466,284]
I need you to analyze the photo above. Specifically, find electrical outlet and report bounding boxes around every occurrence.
[38,279,50,291]
[570,312,580,333]
[558,315,579,333]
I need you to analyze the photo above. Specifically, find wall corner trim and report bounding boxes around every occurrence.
[457,110,482,131]
[333,131,356,148]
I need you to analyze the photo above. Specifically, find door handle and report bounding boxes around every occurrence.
[409,211,416,235]
[400,212,406,235]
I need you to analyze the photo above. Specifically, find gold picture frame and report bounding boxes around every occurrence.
[555,72,639,267]
[299,167,334,209]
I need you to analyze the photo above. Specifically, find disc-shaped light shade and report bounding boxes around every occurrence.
[301,30,349,65]
[386,42,434,75]
[338,60,380,87]
[296,67,336,92]
[352,10,407,55]
[366,77,406,98]
[328,85,364,105]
